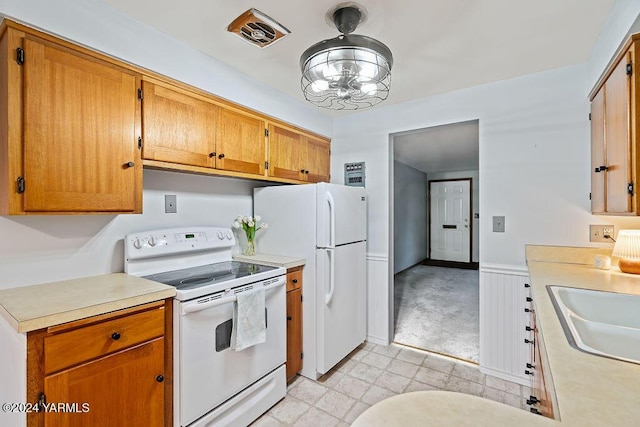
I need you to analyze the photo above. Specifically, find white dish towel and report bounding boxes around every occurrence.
[231,287,267,351]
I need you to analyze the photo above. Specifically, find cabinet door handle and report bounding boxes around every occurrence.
[287,316,292,321]
[526,363,535,369]
[525,338,535,345]
[305,170,309,174]
[300,169,305,173]
[525,369,534,376]
[111,332,121,340]
[292,279,298,284]
[209,152,216,158]
[528,395,540,405]
[526,297,533,302]
[123,162,134,168]
[156,375,164,383]
[525,326,534,332]
[218,154,225,159]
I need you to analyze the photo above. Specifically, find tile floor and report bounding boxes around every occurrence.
[252,342,531,426]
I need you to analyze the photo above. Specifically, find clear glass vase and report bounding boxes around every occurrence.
[244,239,256,256]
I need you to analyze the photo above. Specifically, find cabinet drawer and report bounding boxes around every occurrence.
[286,268,302,292]
[44,306,165,374]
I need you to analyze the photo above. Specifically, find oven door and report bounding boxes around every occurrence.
[178,277,286,426]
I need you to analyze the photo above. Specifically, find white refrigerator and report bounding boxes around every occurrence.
[254,183,367,379]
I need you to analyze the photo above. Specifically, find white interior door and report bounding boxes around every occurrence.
[429,180,471,262]
[316,241,366,374]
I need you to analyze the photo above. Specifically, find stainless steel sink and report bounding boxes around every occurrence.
[548,286,640,364]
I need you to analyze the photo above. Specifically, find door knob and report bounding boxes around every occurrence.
[111,332,121,340]
[123,161,134,168]
[156,375,164,383]
[209,152,216,158]
[218,154,225,159]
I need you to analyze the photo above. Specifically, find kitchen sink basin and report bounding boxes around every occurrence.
[548,286,640,364]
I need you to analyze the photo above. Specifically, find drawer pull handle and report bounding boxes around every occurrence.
[156,375,164,383]
[287,316,292,321]
[111,332,121,340]
[292,279,298,284]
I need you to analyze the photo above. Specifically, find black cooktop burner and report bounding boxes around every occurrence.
[142,261,277,291]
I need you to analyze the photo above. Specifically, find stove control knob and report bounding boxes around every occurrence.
[133,238,143,249]
[226,230,233,240]
[217,231,224,240]
[148,236,157,247]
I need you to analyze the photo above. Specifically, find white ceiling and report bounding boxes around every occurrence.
[101,0,615,113]
[394,120,479,174]
[100,1,613,171]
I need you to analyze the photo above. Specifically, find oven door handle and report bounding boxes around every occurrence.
[181,279,285,315]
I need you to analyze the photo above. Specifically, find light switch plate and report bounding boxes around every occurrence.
[493,216,505,232]
[165,195,177,213]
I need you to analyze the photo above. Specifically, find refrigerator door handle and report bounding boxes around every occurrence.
[326,249,335,305]
[326,191,336,248]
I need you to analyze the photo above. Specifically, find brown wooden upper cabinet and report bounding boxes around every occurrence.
[216,107,266,175]
[590,34,639,214]
[142,78,218,168]
[267,123,330,183]
[142,78,266,175]
[0,25,142,214]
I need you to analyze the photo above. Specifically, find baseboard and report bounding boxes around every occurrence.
[394,258,428,276]
[479,365,530,387]
[366,335,390,346]
[422,259,479,270]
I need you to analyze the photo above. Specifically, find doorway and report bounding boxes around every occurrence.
[391,119,480,363]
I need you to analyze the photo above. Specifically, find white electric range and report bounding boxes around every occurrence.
[125,227,286,427]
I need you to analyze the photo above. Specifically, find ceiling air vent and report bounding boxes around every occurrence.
[227,8,290,48]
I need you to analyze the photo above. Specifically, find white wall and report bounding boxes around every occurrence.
[0,0,330,289]
[332,0,640,356]
[0,171,265,288]
[428,170,480,263]
[393,161,428,274]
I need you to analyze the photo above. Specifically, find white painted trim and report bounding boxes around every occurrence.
[366,253,388,262]
[479,365,530,387]
[366,335,390,346]
[480,263,529,276]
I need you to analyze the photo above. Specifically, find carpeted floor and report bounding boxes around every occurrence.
[393,265,479,363]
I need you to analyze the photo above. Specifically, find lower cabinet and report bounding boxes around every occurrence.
[286,267,303,382]
[525,289,556,419]
[27,300,172,427]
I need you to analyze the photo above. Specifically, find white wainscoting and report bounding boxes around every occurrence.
[479,263,532,386]
[366,253,390,345]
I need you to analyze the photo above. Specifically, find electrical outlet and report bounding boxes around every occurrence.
[492,216,505,232]
[590,225,614,242]
[165,195,177,213]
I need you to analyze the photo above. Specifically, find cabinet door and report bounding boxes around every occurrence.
[142,80,217,167]
[286,288,302,382]
[22,36,139,212]
[216,108,265,175]
[268,124,304,181]
[605,52,632,213]
[44,338,165,427]
[591,88,606,213]
[303,136,331,183]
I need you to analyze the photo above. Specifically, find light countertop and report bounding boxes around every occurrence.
[233,253,306,269]
[354,246,640,427]
[0,273,176,333]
